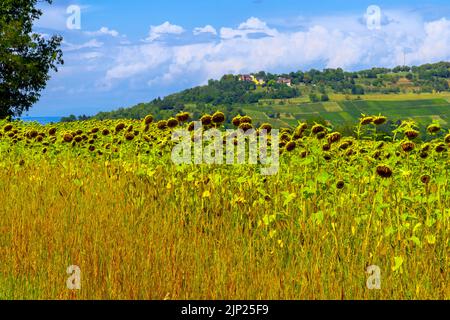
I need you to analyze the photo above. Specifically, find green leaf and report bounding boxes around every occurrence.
[409,236,422,248]
[392,256,404,272]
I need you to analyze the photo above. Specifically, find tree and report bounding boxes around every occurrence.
[309,93,320,103]
[0,0,63,118]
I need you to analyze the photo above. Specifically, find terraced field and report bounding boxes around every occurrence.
[243,98,450,127]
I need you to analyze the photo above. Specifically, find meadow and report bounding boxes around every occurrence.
[0,113,449,300]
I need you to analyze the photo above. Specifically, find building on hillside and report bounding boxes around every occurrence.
[239,74,265,86]
[239,74,253,82]
[277,77,292,87]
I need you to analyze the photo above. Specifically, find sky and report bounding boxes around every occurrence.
[29,0,450,117]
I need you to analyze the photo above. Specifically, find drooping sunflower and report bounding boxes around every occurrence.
[239,122,253,132]
[373,116,387,125]
[435,143,447,153]
[376,165,393,178]
[212,111,226,125]
[200,114,213,126]
[427,124,441,134]
[157,120,168,130]
[401,141,415,152]
[240,116,252,124]
[360,116,374,125]
[167,118,179,128]
[311,124,325,134]
[115,123,126,132]
[232,116,241,127]
[405,130,419,140]
[63,133,74,143]
[259,123,272,134]
[285,141,296,152]
[176,112,190,123]
[144,115,154,125]
[48,127,57,136]
[327,132,341,144]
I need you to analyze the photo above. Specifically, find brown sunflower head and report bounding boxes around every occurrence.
[421,175,431,184]
[316,131,326,140]
[212,111,226,124]
[200,114,213,126]
[401,141,415,152]
[239,122,253,132]
[240,116,252,124]
[312,124,325,134]
[115,123,126,132]
[157,120,168,130]
[405,130,419,140]
[376,165,393,178]
[427,124,441,134]
[167,118,179,128]
[63,133,74,143]
[444,134,450,144]
[232,116,241,127]
[373,116,387,125]
[360,116,374,125]
[259,123,272,133]
[48,127,57,136]
[285,141,296,152]
[187,122,196,131]
[435,143,447,153]
[125,132,135,141]
[176,112,190,123]
[144,115,154,125]
[327,132,342,144]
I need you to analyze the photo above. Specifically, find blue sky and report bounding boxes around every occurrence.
[30,0,450,117]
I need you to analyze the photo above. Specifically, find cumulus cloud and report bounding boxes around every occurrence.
[193,25,217,36]
[55,13,450,97]
[406,18,450,64]
[220,17,278,39]
[85,27,120,37]
[146,21,185,41]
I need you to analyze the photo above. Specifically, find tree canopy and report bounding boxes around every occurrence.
[0,0,63,118]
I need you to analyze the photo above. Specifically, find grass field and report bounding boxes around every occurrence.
[243,98,450,128]
[0,115,450,299]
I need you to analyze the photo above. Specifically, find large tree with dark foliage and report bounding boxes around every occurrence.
[0,0,63,118]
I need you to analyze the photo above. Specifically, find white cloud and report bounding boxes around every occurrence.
[146,21,185,41]
[104,44,170,81]
[406,18,450,65]
[64,39,104,52]
[220,17,278,39]
[57,14,450,95]
[85,27,120,37]
[193,25,217,36]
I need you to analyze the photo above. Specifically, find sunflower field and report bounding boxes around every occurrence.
[0,112,449,300]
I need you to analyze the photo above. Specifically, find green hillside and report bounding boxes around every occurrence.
[242,98,450,128]
[67,61,450,131]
